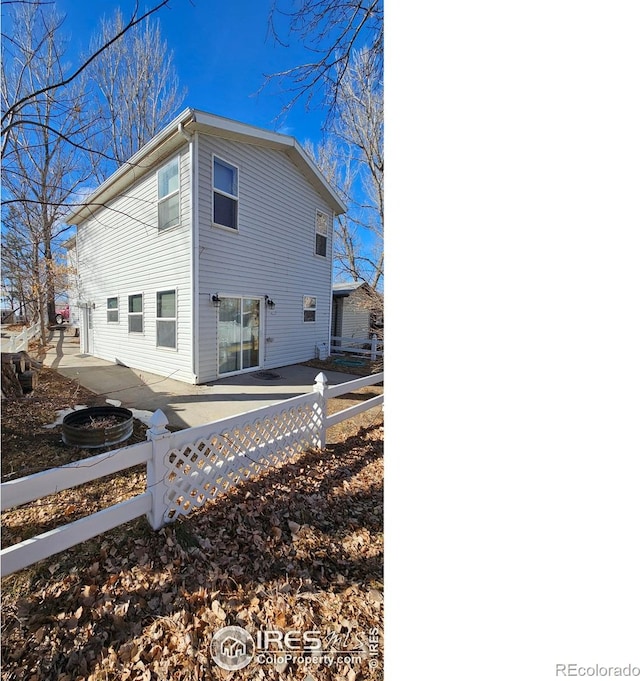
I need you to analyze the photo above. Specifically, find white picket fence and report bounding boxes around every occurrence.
[0,371,383,577]
[8,322,39,353]
[331,334,383,360]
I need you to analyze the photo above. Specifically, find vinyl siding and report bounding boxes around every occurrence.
[74,144,195,382]
[196,135,333,381]
[339,290,372,339]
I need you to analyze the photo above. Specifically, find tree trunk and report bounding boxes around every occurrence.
[1,355,24,399]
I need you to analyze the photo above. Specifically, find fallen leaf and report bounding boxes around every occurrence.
[210,600,226,621]
[288,520,301,535]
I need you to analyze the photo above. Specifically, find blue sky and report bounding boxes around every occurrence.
[55,0,334,147]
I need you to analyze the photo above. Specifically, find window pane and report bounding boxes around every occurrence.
[107,310,118,323]
[159,195,179,230]
[316,233,327,256]
[129,295,142,313]
[129,315,143,333]
[107,297,118,310]
[214,192,238,229]
[304,310,316,322]
[159,159,179,198]
[219,297,241,373]
[157,290,176,318]
[316,211,328,235]
[157,320,176,348]
[214,158,236,196]
[304,296,316,310]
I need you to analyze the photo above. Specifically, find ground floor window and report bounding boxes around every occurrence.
[303,295,317,322]
[218,296,260,374]
[128,294,143,333]
[156,289,176,348]
[107,296,119,323]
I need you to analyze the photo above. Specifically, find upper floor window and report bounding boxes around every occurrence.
[213,156,238,230]
[158,157,180,230]
[315,210,329,257]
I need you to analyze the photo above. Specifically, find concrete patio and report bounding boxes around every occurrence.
[43,326,357,429]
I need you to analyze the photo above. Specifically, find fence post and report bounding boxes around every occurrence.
[371,334,378,361]
[313,372,328,450]
[145,409,171,531]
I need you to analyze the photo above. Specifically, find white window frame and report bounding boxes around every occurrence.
[156,288,177,350]
[128,293,143,334]
[315,210,329,257]
[157,157,180,231]
[212,155,239,231]
[106,296,119,323]
[303,295,317,323]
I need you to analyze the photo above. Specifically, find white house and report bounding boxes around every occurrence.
[65,108,346,384]
[331,281,383,340]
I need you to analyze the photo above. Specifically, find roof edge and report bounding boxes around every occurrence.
[66,107,347,224]
[65,108,196,225]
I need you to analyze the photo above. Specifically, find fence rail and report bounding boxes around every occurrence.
[8,322,39,353]
[0,371,383,577]
[330,334,383,360]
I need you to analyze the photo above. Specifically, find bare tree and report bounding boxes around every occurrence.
[266,0,383,124]
[306,47,383,290]
[1,0,179,341]
[0,0,173,150]
[1,1,96,338]
[85,6,186,179]
[267,2,383,294]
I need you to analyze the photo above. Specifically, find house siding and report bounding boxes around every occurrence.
[340,291,372,339]
[196,135,334,381]
[74,144,195,382]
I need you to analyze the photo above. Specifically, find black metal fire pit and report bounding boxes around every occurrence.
[62,406,134,448]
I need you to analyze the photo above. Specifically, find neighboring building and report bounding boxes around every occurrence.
[64,108,346,384]
[0,286,23,323]
[1,288,14,323]
[331,281,383,341]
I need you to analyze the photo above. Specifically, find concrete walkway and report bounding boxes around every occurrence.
[1,325,19,353]
[43,327,357,429]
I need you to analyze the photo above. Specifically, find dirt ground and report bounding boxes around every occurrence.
[1,359,383,681]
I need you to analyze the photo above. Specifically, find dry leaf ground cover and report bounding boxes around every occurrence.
[1,360,383,680]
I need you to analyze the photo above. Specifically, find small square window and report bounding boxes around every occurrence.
[107,297,119,323]
[303,295,317,323]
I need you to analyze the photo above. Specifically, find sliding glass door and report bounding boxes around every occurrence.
[218,296,261,375]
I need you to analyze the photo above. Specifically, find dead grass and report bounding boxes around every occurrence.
[0,363,383,680]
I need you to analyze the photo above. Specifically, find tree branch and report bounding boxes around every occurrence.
[1,0,172,131]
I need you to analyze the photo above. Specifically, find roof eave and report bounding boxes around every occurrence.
[66,107,347,225]
[189,111,346,214]
[65,107,196,225]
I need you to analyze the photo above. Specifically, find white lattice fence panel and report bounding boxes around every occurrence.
[163,397,323,521]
